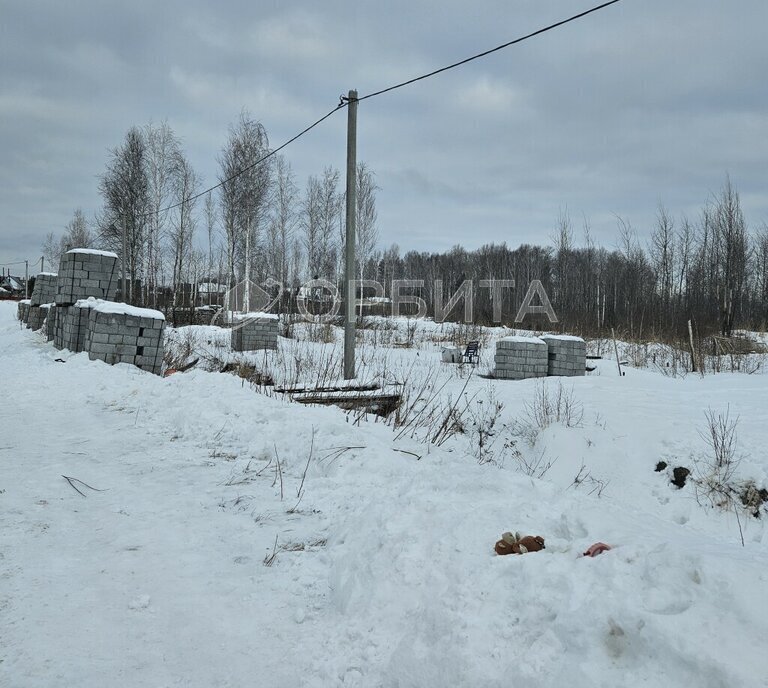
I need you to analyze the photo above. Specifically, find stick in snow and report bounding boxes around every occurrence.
[393,448,422,460]
[263,534,279,567]
[62,475,107,498]
[611,328,622,377]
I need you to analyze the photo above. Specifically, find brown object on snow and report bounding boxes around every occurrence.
[495,532,545,556]
[583,542,612,557]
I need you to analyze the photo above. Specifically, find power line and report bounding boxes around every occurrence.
[146,0,622,218]
[358,0,623,101]
[148,103,347,218]
[1,257,42,271]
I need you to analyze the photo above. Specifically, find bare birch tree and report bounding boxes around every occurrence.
[98,126,149,304]
[267,155,298,299]
[144,121,180,307]
[355,162,379,314]
[218,142,239,299]
[63,208,93,251]
[318,167,341,281]
[169,153,200,324]
[649,204,676,328]
[203,192,217,304]
[302,175,323,280]
[41,232,63,271]
[711,177,749,336]
[41,209,93,271]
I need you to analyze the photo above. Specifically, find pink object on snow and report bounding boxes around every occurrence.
[583,542,612,557]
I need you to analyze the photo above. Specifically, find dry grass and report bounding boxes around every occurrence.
[510,380,584,446]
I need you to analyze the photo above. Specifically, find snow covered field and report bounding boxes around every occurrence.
[2,300,767,688]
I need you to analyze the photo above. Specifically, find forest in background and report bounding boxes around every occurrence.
[42,112,768,342]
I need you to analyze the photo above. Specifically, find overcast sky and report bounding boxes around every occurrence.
[1,0,767,271]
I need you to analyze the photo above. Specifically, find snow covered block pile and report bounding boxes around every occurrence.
[541,335,586,377]
[17,300,31,324]
[85,302,165,375]
[27,270,58,331]
[494,336,548,380]
[54,249,119,306]
[231,313,279,351]
[53,299,99,352]
[26,304,49,331]
[30,272,58,306]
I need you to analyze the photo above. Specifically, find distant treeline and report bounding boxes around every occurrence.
[41,111,766,339]
[368,178,767,340]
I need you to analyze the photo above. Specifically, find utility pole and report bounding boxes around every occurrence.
[122,214,128,304]
[343,89,358,380]
[24,260,28,298]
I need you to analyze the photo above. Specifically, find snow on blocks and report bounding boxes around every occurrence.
[85,302,165,375]
[230,313,279,352]
[17,300,31,324]
[541,335,586,377]
[53,299,99,352]
[494,336,548,380]
[54,249,119,306]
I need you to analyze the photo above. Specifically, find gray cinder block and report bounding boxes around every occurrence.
[30,273,58,306]
[55,249,119,305]
[494,336,548,380]
[83,302,165,375]
[231,315,279,351]
[26,304,50,331]
[541,335,586,377]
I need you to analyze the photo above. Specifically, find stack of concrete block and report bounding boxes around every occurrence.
[494,336,549,380]
[231,313,279,351]
[27,304,50,331]
[17,300,31,323]
[541,335,586,377]
[27,272,58,331]
[45,306,57,341]
[30,272,58,306]
[85,302,165,375]
[55,249,119,305]
[54,299,99,352]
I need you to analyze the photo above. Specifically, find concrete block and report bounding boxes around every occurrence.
[540,335,586,377]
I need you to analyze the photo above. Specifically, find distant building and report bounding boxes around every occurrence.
[196,282,227,306]
[0,275,25,298]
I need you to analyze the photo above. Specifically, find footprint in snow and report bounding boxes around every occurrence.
[128,595,151,610]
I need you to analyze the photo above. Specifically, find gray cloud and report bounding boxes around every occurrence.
[1,0,767,267]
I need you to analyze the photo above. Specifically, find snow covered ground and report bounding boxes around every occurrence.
[2,301,768,687]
